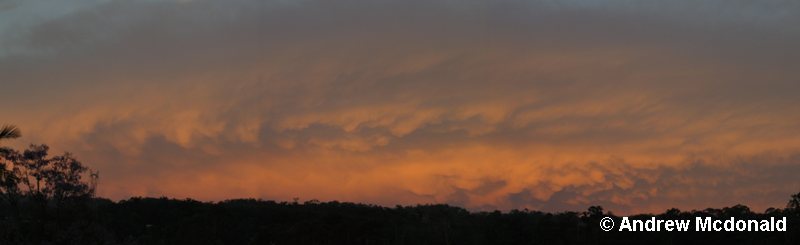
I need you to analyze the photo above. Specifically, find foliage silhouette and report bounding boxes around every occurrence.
[789,192,800,210]
[1,144,93,201]
[0,195,798,245]
[0,124,21,140]
[1,141,799,244]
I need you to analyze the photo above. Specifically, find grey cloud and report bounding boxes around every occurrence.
[1,0,799,212]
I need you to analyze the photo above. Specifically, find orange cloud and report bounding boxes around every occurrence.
[1,0,799,214]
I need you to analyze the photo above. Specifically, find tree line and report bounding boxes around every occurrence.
[1,125,799,244]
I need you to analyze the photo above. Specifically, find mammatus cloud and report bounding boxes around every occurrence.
[1,0,799,214]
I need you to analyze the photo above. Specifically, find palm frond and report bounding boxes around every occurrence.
[0,124,21,140]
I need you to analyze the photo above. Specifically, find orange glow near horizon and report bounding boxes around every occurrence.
[2,0,800,214]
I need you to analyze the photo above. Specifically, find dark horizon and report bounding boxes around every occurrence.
[1,142,799,243]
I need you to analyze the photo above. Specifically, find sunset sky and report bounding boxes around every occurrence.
[1,0,799,214]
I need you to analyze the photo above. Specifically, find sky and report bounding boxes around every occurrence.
[1,0,799,214]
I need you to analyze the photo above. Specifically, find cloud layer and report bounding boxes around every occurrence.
[2,0,800,214]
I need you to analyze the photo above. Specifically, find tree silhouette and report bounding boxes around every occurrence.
[0,144,93,200]
[789,191,800,210]
[0,125,21,140]
[0,149,21,202]
[584,205,604,218]
[0,125,22,203]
